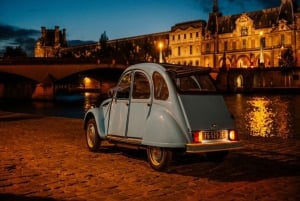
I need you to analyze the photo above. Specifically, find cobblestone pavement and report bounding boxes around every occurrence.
[0,112,299,201]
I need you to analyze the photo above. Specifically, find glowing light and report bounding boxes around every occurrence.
[245,96,290,138]
[84,77,92,85]
[83,77,93,88]
[229,130,238,141]
[158,42,163,63]
[158,42,163,49]
[259,31,264,66]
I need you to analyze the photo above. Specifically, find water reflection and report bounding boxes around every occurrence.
[1,93,299,139]
[83,92,104,112]
[224,94,297,139]
[245,96,291,138]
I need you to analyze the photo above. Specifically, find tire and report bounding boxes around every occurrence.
[85,118,101,152]
[147,146,172,171]
[206,151,228,163]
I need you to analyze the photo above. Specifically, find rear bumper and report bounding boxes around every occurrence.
[186,141,242,153]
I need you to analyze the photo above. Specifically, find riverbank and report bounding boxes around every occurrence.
[0,111,299,201]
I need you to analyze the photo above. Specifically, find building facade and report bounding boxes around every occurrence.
[34,0,300,68]
[35,26,67,58]
[200,0,300,68]
[168,20,206,66]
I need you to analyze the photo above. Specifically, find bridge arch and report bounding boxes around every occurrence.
[55,68,124,95]
[0,63,127,83]
[0,72,37,99]
[0,63,126,100]
[236,74,244,88]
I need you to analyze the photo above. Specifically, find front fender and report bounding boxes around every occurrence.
[142,109,187,148]
[83,99,111,138]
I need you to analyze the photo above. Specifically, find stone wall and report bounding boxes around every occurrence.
[216,67,300,93]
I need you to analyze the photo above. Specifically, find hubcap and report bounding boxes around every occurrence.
[150,147,163,164]
[87,124,95,147]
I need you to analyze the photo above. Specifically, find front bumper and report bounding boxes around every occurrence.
[186,141,242,153]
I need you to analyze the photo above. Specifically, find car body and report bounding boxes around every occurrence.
[84,63,242,170]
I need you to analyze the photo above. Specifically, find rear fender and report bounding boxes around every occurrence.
[142,109,187,148]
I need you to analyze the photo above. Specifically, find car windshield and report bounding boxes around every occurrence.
[163,64,217,93]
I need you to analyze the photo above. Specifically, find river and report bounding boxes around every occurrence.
[1,93,299,139]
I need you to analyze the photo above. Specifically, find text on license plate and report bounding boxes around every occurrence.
[203,131,226,140]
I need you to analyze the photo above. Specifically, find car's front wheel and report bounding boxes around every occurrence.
[85,118,100,152]
[147,146,172,171]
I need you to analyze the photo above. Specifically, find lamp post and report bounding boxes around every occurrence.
[158,42,163,63]
[259,31,265,68]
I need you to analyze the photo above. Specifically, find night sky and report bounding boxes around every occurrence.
[0,0,295,56]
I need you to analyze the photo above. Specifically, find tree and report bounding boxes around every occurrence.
[3,46,27,58]
[98,31,113,62]
[279,47,295,67]
[99,31,109,50]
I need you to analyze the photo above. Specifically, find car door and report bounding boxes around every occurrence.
[126,71,151,139]
[107,72,132,137]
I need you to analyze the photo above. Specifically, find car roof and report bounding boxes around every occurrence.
[127,63,211,77]
[161,63,211,77]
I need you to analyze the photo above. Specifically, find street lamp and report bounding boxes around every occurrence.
[259,31,265,67]
[158,42,163,63]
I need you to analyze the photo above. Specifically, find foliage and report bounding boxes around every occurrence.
[62,31,170,65]
[279,47,295,67]
[3,46,27,58]
[99,31,109,49]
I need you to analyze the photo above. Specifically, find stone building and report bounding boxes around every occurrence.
[200,0,300,68]
[34,0,299,68]
[168,20,206,66]
[34,26,67,57]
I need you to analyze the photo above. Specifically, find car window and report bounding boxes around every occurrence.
[176,74,216,93]
[179,76,200,91]
[132,72,150,99]
[153,72,169,100]
[116,72,131,99]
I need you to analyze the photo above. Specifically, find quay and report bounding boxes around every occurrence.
[0,111,299,201]
[1,59,300,101]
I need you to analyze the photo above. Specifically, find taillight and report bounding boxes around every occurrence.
[228,130,239,141]
[192,131,203,143]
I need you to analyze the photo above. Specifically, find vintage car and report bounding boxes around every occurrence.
[83,63,242,170]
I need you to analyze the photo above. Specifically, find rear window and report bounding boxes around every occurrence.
[171,73,216,93]
[162,64,217,94]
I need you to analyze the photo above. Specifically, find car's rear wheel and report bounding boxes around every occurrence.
[147,146,172,171]
[85,118,100,152]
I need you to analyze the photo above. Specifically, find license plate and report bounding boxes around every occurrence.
[203,131,226,140]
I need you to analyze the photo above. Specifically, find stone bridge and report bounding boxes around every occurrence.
[0,63,127,83]
[0,61,127,100]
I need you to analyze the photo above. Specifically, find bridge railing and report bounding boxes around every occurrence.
[0,57,106,65]
[0,57,149,66]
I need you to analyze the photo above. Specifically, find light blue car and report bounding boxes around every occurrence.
[84,63,242,171]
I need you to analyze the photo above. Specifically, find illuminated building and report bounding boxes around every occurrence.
[201,0,300,68]
[34,0,299,68]
[168,20,206,66]
[34,26,67,57]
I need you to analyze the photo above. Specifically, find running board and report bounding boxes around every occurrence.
[107,135,143,149]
